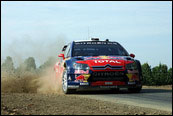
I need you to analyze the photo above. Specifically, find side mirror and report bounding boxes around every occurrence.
[62,45,67,51]
[130,53,135,58]
[58,54,65,60]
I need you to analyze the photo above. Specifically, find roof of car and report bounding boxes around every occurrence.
[74,40,93,42]
[74,40,117,43]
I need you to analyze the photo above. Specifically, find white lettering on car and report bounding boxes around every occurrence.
[94,60,121,64]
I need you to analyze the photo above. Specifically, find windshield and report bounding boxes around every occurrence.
[72,42,129,57]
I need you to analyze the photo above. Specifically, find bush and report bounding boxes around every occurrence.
[142,63,172,85]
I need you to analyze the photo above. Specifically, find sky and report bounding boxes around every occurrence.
[1,1,172,68]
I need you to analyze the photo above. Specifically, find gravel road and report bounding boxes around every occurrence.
[76,88,172,112]
[1,92,172,115]
[1,76,172,115]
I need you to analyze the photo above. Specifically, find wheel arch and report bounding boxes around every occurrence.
[135,59,143,81]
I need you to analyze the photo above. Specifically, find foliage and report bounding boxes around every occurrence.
[16,57,36,74]
[1,56,15,76]
[142,63,172,85]
[141,63,153,85]
[2,56,15,71]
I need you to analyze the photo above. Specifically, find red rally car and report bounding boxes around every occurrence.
[54,38,143,94]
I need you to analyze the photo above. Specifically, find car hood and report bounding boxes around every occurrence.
[73,56,134,71]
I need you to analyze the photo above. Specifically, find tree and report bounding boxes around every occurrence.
[141,63,153,85]
[167,68,172,84]
[16,57,36,73]
[24,57,36,71]
[152,63,168,85]
[1,56,15,74]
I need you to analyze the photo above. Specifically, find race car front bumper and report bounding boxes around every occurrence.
[67,80,142,90]
[67,69,142,90]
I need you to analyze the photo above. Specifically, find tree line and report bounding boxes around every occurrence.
[142,63,172,85]
[1,56,172,86]
[1,56,56,78]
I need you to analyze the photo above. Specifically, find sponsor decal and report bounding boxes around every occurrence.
[100,86,118,88]
[100,56,108,59]
[75,42,117,45]
[84,56,126,60]
[91,81,125,86]
[108,56,125,60]
[128,82,136,85]
[68,76,72,81]
[94,59,121,64]
[126,74,139,81]
[74,70,89,74]
[84,56,100,60]
[68,85,79,89]
[105,82,113,85]
[76,74,90,82]
[126,74,133,81]
[80,82,89,85]
[92,72,124,77]
[76,75,84,81]
[83,74,90,82]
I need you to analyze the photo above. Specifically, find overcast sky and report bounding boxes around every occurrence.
[1,1,172,68]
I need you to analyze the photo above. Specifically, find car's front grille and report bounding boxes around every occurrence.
[92,64,123,70]
[88,71,127,82]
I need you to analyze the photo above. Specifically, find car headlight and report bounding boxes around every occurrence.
[126,62,137,70]
[73,63,90,70]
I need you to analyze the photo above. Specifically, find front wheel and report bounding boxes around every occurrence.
[62,70,76,94]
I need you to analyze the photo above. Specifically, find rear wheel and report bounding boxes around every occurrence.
[62,70,76,94]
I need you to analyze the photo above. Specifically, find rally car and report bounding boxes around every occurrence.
[54,38,143,94]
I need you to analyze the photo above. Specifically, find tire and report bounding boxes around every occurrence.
[135,60,143,81]
[62,70,76,94]
[128,86,142,93]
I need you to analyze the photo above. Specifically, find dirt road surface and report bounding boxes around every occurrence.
[1,92,172,115]
[1,75,172,115]
[77,88,172,112]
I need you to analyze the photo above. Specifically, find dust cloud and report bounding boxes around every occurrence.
[36,66,63,94]
[1,62,63,94]
[2,34,66,68]
[1,35,66,94]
